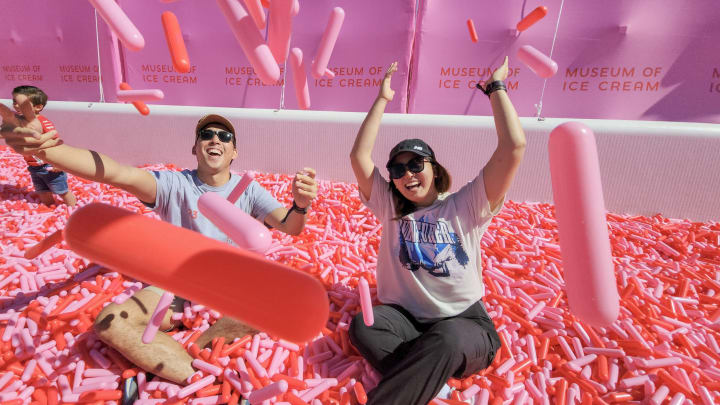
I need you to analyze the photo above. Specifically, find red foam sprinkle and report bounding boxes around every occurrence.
[1,145,719,403]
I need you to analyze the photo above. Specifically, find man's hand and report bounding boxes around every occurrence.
[1,126,62,156]
[378,61,398,102]
[1,99,61,155]
[4,95,43,133]
[0,102,21,132]
[292,167,318,210]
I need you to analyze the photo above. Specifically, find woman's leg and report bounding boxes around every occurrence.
[367,317,495,405]
[349,304,422,375]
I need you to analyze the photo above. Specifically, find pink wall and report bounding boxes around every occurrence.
[1,2,103,101]
[409,0,720,123]
[1,0,718,122]
[118,0,415,112]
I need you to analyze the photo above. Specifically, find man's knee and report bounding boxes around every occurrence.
[195,317,258,350]
[94,303,125,339]
[93,300,145,341]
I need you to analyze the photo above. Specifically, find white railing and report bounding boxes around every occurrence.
[4,100,720,221]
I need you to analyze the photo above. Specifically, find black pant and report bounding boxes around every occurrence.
[349,301,501,405]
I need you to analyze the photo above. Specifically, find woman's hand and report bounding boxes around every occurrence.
[483,56,509,87]
[378,61,398,102]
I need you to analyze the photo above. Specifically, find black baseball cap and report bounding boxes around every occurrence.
[387,139,435,166]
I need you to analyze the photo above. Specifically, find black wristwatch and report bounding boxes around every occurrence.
[281,201,309,224]
[291,201,308,214]
[476,80,507,97]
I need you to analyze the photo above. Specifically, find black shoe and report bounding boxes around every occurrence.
[121,376,138,405]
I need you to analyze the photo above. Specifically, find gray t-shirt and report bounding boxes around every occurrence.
[147,169,283,245]
[362,168,503,319]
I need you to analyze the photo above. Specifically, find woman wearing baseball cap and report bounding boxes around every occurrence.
[349,57,526,404]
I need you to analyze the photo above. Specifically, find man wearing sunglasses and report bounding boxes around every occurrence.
[0,110,318,387]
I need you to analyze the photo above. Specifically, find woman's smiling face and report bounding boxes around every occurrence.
[390,152,438,207]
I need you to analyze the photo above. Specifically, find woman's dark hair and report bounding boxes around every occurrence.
[389,159,451,219]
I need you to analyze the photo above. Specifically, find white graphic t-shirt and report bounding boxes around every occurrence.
[362,167,503,319]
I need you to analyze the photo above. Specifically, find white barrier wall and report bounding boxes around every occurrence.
[3,100,720,221]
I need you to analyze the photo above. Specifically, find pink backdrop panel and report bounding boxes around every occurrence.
[118,0,261,108]
[0,1,107,102]
[541,0,720,123]
[281,0,415,113]
[115,0,415,112]
[409,0,720,124]
[409,0,565,116]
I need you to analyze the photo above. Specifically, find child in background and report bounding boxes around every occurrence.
[348,58,526,404]
[11,85,76,206]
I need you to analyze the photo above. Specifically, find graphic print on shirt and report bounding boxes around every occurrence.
[397,214,469,277]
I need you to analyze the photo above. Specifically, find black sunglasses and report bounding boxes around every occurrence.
[387,156,430,179]
[197,128,234,143]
